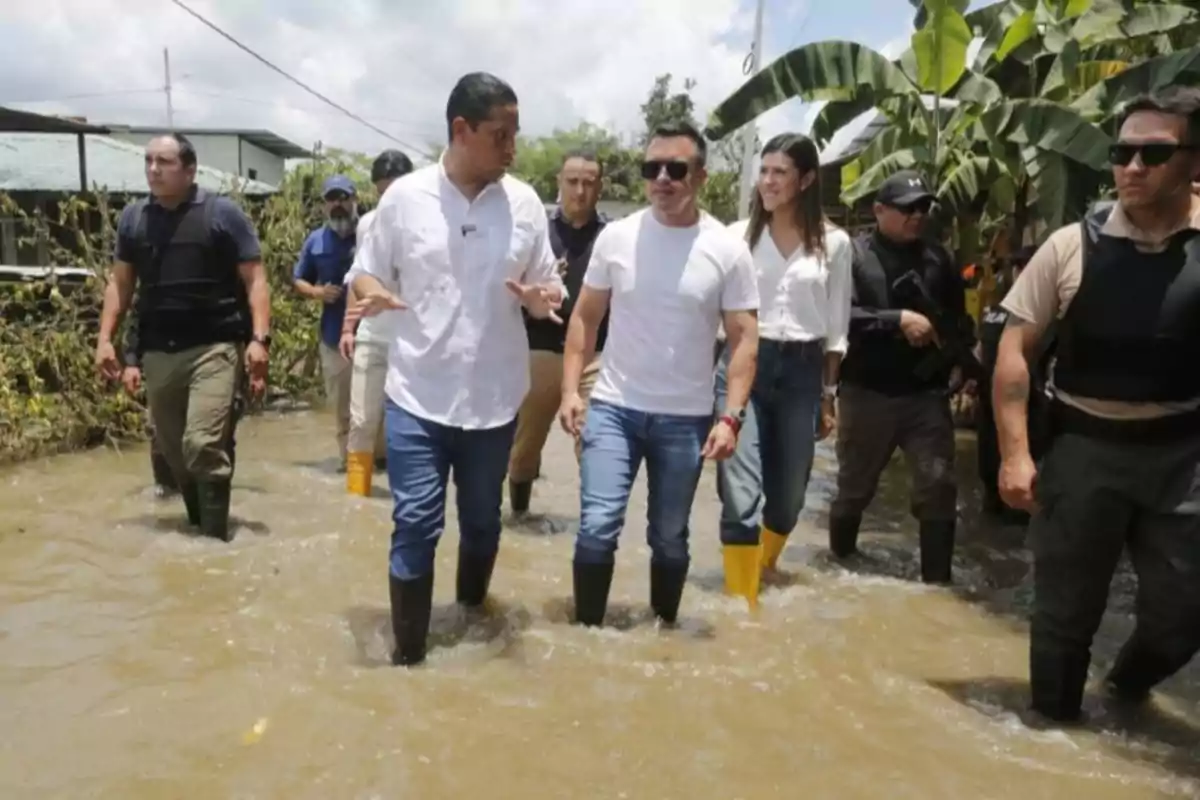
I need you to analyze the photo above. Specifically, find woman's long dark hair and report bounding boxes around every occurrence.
[745,133,829,258]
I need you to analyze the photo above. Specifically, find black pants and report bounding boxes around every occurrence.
[1030,430,1200,710]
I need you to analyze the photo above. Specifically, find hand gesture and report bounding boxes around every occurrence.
[506,279,563,323]
[998,453,1038,512]
[899,310,939,347]
[95,340,121,381]
[558,392,587,437]
[701,419,738,461]
[121,366,142,396]
[351,289,407,321]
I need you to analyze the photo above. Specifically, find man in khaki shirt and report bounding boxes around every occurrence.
[993,86,1200,724]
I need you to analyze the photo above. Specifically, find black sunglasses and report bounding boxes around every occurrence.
[324,191,352,202]
[892,198,934,215]
[1109,142,1194,168]
[641,160,690,181]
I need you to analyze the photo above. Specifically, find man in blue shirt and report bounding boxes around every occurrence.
[293,174,359,470]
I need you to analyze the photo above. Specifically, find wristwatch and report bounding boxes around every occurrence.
[822,384,838,400]
[252,333,272,350]
[719,406,747,434]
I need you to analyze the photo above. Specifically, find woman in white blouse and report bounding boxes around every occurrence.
[715,133,853,607]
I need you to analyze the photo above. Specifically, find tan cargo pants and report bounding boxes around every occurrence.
[508,351,601,483]
[142,342,242,483]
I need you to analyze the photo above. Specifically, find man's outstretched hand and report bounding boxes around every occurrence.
[506,279,563,323]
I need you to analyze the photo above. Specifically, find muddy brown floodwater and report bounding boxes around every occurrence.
[1,408,1198,799]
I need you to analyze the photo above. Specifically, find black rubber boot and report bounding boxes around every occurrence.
[572,562,614,627]
[828,514,861,558]
[918,520,955,585]
[509,480,532,515]
[150,448,178,497]
[456,550,496,608]
[197,479,233,542]
[650,561,688,625]
[180,482,202,526]
[1030,647,1092,724]
[226,433,237,475]
[1104,634,1179,704]
[389,571,434,667]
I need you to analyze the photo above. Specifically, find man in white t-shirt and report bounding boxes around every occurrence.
[340,149,414,496]
[559,121,760,627]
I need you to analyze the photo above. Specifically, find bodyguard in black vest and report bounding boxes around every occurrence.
[993,87,1200,724]
[831,171,976,584]
[506,150,608,516]
[96,133,270,541]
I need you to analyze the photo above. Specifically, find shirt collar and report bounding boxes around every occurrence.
[1102,195,1200,244]
[149,184,204,209]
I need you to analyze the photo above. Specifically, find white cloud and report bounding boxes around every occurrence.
[0,0,757,161]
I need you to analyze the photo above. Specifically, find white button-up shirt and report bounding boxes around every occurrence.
[346,159,563,429]
[727,219,853,353]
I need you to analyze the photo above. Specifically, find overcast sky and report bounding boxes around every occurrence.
[1,0,924,162]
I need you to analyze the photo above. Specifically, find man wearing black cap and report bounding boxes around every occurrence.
[829,170,975,584]
[341,151,414,495]
[293,174,359,471]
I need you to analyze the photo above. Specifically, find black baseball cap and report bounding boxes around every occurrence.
[876,170,936,207]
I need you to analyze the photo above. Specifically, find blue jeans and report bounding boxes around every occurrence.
[384,399,517,580]
[575,399,711,568]
[715,339,824,545]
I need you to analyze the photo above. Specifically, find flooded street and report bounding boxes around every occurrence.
[1,408,1197,799]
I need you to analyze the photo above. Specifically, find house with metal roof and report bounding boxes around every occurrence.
[104,125,312,189]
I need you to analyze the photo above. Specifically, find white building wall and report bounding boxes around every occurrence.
[237,139,284,187]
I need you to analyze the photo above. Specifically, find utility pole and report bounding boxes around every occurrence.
[163,47,175,128]
[736,0,766,220]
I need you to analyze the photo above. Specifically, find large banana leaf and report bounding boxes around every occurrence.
[1070,45,1200,120]
[704,41,915,140]
[841,148,926,205]
[938,154,1012,215]
[1077,2,1198,45]
[974,99,1111,170]
[839,124,929,188]
[911,0,974,93]
[969,0,1037,69]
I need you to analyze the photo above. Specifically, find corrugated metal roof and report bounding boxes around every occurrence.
[0,133,277,196]
[0,106,109,135]
[105,125,312,159]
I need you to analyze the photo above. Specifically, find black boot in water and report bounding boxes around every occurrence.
[828,514,861,558]
[572,562,614,627]
[197,480,233,542]
[151,449,178,497]
[180,482,202,526]
[1030,647,1092,724]
[650,562,688,625]
[918,520,955,584]
[509,480,532,515]
[390,572,435,667]
[1104,635,1178,704]
[456,550,496,608]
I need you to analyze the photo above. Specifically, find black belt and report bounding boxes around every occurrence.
[1050,399,1200,443]
[761,337,824,353]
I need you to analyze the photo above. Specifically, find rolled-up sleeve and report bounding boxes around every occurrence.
[346,202,397,289]
[824,231,853,353]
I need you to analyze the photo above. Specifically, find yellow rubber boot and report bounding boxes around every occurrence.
[760,527,788,572]
[723,544,762,610]
[345,451,374,496]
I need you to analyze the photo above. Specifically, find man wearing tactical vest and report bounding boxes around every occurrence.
[994,86,1200,724]
[507,149,608,517]
[293,175,359,472]
[95,133,270,541]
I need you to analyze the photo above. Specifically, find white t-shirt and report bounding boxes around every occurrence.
[585,209,759,416]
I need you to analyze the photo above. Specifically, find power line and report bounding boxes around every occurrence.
[167,0,430,155]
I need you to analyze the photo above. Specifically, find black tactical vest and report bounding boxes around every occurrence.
[1053,203,1200,403]
[130,193,249,353]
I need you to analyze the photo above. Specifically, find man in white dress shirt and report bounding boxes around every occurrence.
[347,72,566,667]
[559,121,760,627]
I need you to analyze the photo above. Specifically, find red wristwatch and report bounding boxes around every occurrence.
[718,408,746,435]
